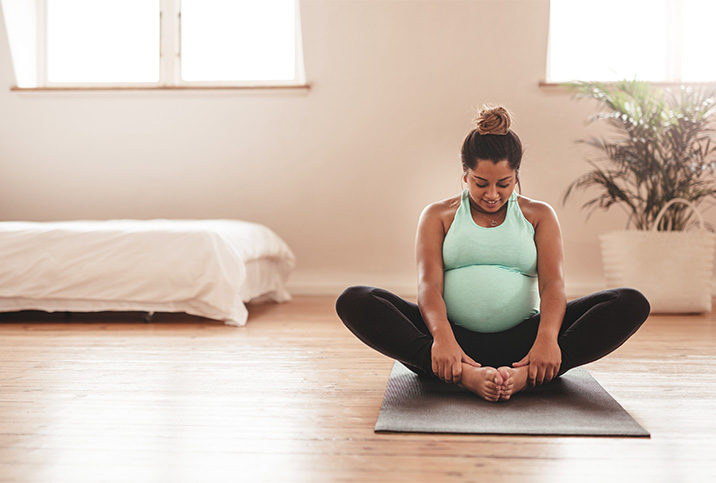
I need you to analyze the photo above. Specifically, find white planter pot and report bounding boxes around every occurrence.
[599,199,716,314]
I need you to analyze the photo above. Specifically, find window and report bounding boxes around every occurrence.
[46,0,159,84]
[547,0,716,83]
[1,0,306,89]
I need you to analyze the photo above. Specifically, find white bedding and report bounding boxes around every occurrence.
[0,219,296,326]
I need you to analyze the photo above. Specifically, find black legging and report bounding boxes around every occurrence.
[335,286,650,378]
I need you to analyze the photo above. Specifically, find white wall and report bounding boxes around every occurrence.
[0,0,710,298]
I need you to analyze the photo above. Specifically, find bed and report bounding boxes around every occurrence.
[0,219,296,326]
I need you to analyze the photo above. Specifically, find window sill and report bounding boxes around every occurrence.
[11,84,311,92]
[539,81,716,89]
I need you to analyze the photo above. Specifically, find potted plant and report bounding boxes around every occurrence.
[563,79,716,313]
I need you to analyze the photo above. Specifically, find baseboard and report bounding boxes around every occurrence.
[286,272,417,298]
[287,272,608,299]
[287,273,716,300]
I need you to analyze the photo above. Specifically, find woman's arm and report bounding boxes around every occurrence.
[415,202,480,384]
[513,200,567,386]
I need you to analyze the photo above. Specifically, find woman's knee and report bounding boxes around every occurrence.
[335,285,391,328]
[335,285,373,314]
[614,287,651,324]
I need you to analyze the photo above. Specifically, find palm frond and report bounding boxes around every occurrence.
[563,80,716,230]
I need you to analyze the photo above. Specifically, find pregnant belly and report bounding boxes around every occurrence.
[443,265,540,333]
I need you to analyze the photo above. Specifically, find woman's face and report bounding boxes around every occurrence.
[463,159,517,213]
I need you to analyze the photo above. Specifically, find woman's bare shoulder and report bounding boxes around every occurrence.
[420,194,462,233]
[517,194,559,226]
[422,194,461,218]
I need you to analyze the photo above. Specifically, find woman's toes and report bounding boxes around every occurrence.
[497,366,513,381]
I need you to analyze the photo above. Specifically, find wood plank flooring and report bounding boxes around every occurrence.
[1,297,715,482]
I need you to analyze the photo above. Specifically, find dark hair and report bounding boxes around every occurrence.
[461,106,524,174]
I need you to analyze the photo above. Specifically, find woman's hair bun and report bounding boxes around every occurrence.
[473,106,511,135]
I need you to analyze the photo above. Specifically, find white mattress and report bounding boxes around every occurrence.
[0,219,296,326]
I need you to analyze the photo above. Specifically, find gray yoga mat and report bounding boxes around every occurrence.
[375,362,649,437]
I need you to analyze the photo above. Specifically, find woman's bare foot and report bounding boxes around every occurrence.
[459,364,504,402]
[496,366,529,401]
[495,367,514,400]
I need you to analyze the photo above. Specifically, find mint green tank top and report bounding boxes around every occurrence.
[442,189,540,333]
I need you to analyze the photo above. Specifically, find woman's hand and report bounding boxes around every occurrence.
[431,336,481,384]
[513,335,561,386]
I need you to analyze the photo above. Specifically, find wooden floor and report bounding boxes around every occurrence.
[1,297,715,482]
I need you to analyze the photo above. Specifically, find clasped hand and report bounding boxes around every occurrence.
[513,335,561,386]
[431,337,480,384]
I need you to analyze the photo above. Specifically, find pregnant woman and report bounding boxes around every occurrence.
[335,106,650,402]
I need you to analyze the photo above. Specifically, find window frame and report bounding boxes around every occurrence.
[25,0,306,90]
